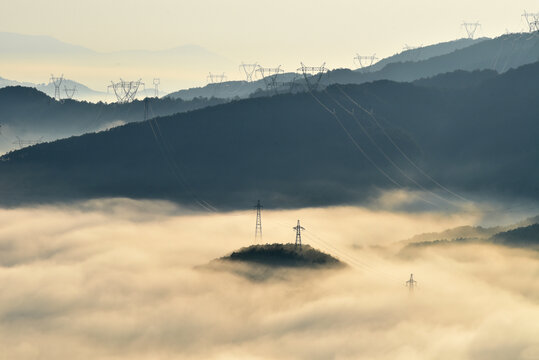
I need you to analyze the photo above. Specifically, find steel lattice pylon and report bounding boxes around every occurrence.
[406,273,418,293]
[297,62,328,91]
[239,63,258,82]
[256,65,285,93]
[108,79,144,103]
[523,11,539,32]
[254,200,263,242]
[293,220,305,250]
[63,85,77,99]
[462,22,481,39]
[207,72,227,84]
[50,74,64,100]
[353,54,378,71]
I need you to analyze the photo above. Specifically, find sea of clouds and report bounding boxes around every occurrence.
[0,198,538,359]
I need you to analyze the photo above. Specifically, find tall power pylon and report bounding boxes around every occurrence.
[293,220,305,250]
[153,78,160,97]
[63,85,77,100]
[353,54,378,70]
[297,62,328,91]
[403,44,419,51]
[108,79,144,103]
[462,22,481,39]
[12,136,43,149]
[239,63,258,82]
[402,45,423,61]
[406,273,418,293]
[256,65,284,92]
[207,72,227,84]
[50,74,64,100]
[522,11,539,32]
[254,200,263,241]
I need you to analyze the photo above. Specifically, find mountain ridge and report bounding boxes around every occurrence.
[0,61,538,209]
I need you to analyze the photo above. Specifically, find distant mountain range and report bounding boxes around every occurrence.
[0,32,234,93]
[359,37,487,72]
[1,61,538,209]
[401,216,539,251]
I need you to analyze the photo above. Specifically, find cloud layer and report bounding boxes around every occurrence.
[0,199,538,359]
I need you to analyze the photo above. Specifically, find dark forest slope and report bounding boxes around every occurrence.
[0,62,538,209]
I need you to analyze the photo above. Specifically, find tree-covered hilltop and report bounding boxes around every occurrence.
[222,244,343,268]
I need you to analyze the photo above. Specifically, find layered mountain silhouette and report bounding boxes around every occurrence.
[401,217,539,251]
[168,33,539,101]
[0,32,234,92]
[0,61,538,209]
[0,86,227,153]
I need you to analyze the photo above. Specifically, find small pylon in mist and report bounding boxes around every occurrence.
[406,273,418,293]
[293,220,305,250]
[254,200,263,242]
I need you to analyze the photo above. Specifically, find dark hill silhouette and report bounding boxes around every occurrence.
[0,62,538,209]
[413,69,498,89]
[401,221,539,253]
[490,224,539,248]
[221,244,342,268]
[0,86,227,153]
[364,38,486,72]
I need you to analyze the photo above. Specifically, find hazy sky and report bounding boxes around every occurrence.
[1,0,537,65]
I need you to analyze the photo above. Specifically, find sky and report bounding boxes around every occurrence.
[0,0,538,90]
[1,0,537,57]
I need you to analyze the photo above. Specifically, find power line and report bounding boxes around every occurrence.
[144,99,218,213]
[324,88,463,207]
[335,84,472,204]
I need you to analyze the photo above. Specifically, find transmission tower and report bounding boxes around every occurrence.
[63,85,77,100]
[207,72,227,84]
[108,79,144,103]
[293,220,305,250]
[462,22,481,39]
[239,63,258,82]
[353,54,378,71]
[403,44,422,51]
[50,74,64,100]
[406,273,418,293]
[256,65,285,92]
[522,11,539,32]
[297,62,328,91]
[12,136,43,148]
[153,78,160,97]
[254,200,263,242]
